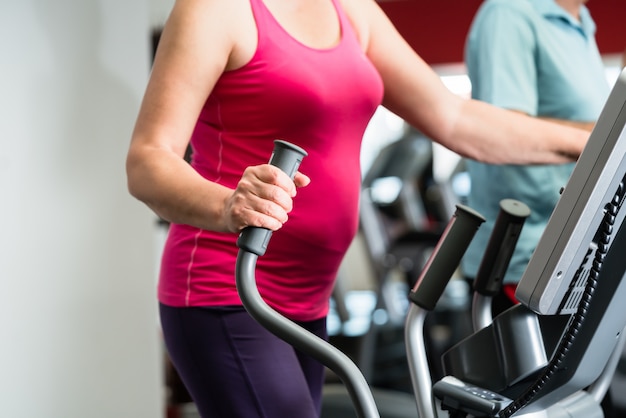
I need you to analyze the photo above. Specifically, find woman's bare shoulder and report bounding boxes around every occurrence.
[166,0,253,39]
[161,0,257,71]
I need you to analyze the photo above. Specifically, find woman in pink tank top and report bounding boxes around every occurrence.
[126,0,590,416]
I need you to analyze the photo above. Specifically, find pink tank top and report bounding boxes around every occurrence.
[158,0,383,321]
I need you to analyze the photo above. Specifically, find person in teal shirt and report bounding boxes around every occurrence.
[461,0,611,304]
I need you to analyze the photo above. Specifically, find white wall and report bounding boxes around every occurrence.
[0,1,163,417]
[150,0,175,28]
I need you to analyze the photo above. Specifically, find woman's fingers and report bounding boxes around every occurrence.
[223,165,309,232]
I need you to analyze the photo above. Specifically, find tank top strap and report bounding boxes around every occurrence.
[250,0,272,35]
[248,0,272,39]
[330,0,362,48]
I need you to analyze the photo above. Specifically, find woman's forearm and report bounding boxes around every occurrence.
[436,97,589,165]
[126,145,232,231]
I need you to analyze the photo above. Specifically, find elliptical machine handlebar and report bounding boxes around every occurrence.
[472,199,531,330]
[235,140,381,418]
[236,140,308,256]
[405,205,485,418]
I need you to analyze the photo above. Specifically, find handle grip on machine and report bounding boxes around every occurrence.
[473,198,531,296]
[237,140,307,256]
[405,204,485,418]
[409,204,486,311]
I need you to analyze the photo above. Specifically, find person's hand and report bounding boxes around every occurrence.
[222,164,310,233]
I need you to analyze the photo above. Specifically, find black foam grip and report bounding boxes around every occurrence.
[473,199,531,296]
[409,205,486,311]
[237,140,308,256]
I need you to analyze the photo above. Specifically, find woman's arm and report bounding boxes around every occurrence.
[350,0,589,164]
[126,0,309,233]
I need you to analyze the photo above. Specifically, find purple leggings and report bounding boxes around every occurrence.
[160,304,327,418]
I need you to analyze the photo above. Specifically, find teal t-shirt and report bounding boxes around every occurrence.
[462,0,611,283]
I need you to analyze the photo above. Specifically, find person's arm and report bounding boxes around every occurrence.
[126,0,309,233]
[538,117,594,132]
[349,0,589,165]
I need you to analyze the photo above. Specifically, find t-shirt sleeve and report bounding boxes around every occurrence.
[465,2,538,116]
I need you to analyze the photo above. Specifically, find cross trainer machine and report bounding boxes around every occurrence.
[236,67,626,417]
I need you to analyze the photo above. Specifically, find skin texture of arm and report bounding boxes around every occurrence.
[538,117,594,132]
